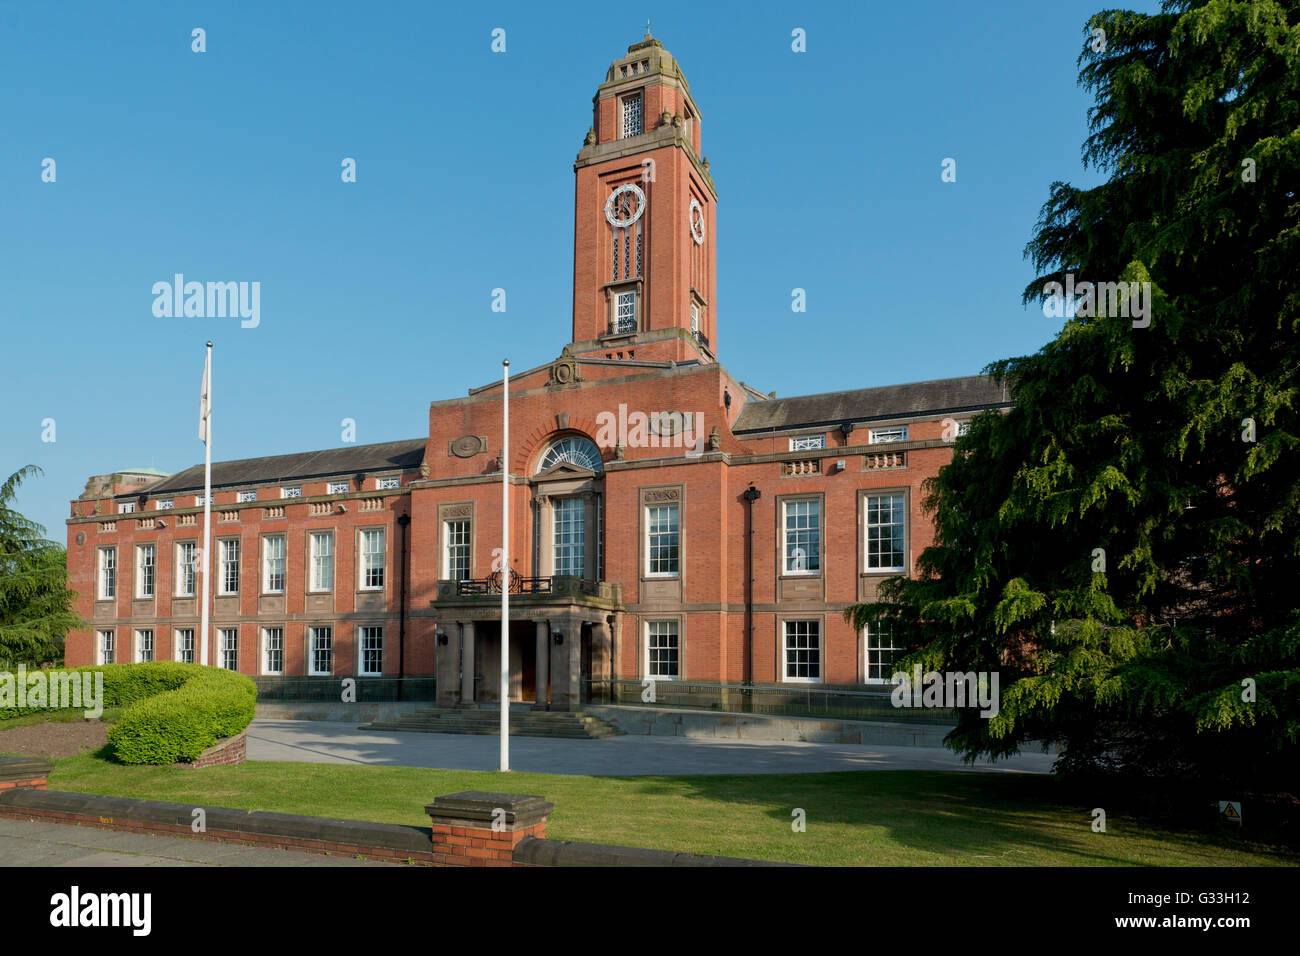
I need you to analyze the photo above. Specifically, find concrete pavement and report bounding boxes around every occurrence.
[246,718,1057,775]
[0,816,402,867]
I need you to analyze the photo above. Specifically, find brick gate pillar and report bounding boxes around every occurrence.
[424,791,553,867]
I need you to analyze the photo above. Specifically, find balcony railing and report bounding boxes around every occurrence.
[448,573,620,603]
[457,570,554,595]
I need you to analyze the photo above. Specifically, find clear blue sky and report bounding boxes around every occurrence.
[0,0,1158,539]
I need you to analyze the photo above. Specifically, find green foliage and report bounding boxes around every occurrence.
[846,0,1300,792]
[104,663,257,764]
[0,466,83,665]
[0,661,255,763]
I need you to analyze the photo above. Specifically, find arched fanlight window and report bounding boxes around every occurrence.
[537,436,603,474]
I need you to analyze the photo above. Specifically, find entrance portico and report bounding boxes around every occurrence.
[432,576,623,711]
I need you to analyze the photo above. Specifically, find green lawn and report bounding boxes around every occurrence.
[47,751,1296,866]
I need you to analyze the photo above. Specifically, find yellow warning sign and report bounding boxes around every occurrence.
[1218,801,1242,824]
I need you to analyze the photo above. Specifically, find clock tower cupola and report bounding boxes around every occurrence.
[570,32,718,364]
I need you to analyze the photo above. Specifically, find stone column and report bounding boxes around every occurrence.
[552,613,582,712]
[535,620,550,710]
[436,622,459,707]
[460,622,475,705]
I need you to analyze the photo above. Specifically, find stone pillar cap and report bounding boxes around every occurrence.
[425,791,554,826]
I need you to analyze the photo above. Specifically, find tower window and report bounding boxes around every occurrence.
[613,290,637,334]
[622,92,643,138]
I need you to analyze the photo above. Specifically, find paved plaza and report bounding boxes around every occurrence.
[245,718,1058,775]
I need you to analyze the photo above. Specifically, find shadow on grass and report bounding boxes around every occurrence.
[623,770,1298,866]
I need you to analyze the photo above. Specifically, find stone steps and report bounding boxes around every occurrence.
[363,709,624,739]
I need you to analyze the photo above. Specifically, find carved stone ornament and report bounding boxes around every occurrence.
[550,345,581,386]
[644,488,680,503]
[585,127,596,146]
[444,503,471,519]
[449,435,487,458]
[419,460,431,479]
[648,411,690,437]
[75,531,86,546]
[615,444,626,461]
[709,426,721,451]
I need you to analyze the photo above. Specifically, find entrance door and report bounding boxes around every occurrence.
[518,622,536,702]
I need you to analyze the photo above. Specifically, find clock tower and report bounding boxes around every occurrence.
[570,32,718,364]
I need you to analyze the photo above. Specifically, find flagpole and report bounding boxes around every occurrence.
[199,342,213,667]
[500,359,510,772]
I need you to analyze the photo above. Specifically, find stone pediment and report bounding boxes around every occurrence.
[533,461,597,483]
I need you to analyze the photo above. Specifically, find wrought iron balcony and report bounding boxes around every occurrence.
[441,572,622,604]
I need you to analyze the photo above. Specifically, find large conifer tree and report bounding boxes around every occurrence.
[0,466,81,666]
[847,0,1299,791]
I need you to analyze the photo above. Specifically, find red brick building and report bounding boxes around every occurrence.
[63,34,1009,710]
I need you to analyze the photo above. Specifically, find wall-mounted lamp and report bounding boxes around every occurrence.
[156,519,166,528]
[336,504,347,513]
[839,422,855,444]
[435,629,448,646]
[552,629,564,646]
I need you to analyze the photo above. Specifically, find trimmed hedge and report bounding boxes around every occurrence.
[105,664,256,764]
[0,662,256,764]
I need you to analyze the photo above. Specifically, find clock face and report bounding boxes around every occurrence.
[606,183,646,227]
[689,198,705,245]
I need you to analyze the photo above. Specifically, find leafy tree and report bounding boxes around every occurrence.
[847,0,1299,793]
[0,466,82,666]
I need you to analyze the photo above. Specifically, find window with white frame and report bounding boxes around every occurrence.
[645,503,679,576]
[444,519,471,581]
[262,627,284,675]
[195,494,211,506]
[237,490,257,503]
[218,538,240,594]
[646,621,679,679]
[783,499,821,574]
[309,531,334,592]
[868,426,909,444]
[218,627,238,670]
[135,544,155,598]
[359,625,384,676]
[309,626,333,675]
[97,547,116,600]
[263,535,285,593]
[613,290,637,334]
[865,492,907,572]
[690,303,700,334]
[789,435,825,451]
[957,420,971,436]
[327,480,349,495]
[175,628,195,664]
[281,486,301,499]
[863,624,904,683]
[97,629,115,665]
[553,498,585,577]
[135,629,154,663]
[783,620,821,682]
[176,541,196,597]
[157,498,174,510]
[360,529,385,589]
[118,501,135,514]
[621,91,643,138]
[375,476,399,490]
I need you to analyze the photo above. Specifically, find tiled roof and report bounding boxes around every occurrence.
[142,439,426,496]
[732,375,1010,434]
